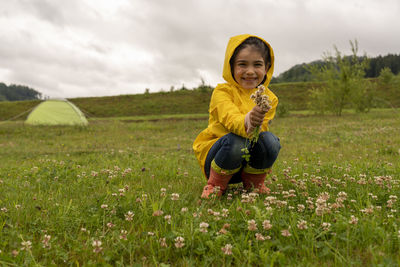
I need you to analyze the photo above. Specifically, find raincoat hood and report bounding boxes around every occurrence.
[222,34,275,89]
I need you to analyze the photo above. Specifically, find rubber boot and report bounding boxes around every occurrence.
[201,168,233,199]
[241,170,271,194]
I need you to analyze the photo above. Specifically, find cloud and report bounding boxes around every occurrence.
[0,0,399,98]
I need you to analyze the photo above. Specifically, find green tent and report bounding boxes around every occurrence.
[25,99,88,126]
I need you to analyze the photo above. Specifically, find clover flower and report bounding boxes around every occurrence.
[171,193,180,201]
[315,192,331,216]
[387,195,397,208]
[281,229,291,237]
[159,237,167,247]
[42,235,51,248]
[174,236,185,248]
[219,223,230,235]
[297,204,306,212]
[241,194,250,203]
[250,85,272,112]
[221,244,233,255]
[297,220,308,230]
[164,215,172,224]
[160,188,167,197]
[263,220,273,230]
[119,230,128,240]
[125,211,134,221]
[255,233,268,241]
[361,206,374,214]
[92,240,103,253]
[222,208,229,217]
[349,215,359,225]
[213,211,221,221]
[181,207,188,213]
[248,219,258,231]
[153,210,164,216]
[20,240,32,251]
[368,193,378,200]
[199,222,209,233]
[249,192,259,202]
[321,222,331,231]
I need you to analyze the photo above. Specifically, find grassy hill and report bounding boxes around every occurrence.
[0,80,399,121]
[0,100,41,121]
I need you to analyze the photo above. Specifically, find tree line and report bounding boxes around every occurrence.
[271,53,400,84]
[0,83,42,101]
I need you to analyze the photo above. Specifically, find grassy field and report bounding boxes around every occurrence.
[0,109,399,266]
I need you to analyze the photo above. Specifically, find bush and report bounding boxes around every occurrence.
[379,67,394,85]
[276,102,290,117]
[308,40,374,116]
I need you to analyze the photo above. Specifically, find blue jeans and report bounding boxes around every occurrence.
[204,132,281,183]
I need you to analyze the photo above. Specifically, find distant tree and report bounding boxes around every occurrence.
[0,83,42,101]
[197,77,213,92]
[180,84,187,91]
[308,40,374,115]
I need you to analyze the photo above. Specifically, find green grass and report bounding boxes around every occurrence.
[0,109,399,266]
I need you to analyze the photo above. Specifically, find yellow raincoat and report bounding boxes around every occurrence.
[192,34,278,177]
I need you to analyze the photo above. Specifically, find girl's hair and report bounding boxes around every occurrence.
[229,37,271,72]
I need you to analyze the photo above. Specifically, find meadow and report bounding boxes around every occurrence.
[0,109,399,266]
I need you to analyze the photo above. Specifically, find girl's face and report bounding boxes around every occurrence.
[233,45,268,89]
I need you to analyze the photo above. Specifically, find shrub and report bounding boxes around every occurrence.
[308,40,374,116]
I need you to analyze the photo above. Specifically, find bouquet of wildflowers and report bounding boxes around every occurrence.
[249,85,271,142]
[242,85,272,161]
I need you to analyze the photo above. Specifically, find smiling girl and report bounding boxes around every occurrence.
[193,34,281,199]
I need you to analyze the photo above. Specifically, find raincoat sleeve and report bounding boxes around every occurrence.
[209,86,247,137]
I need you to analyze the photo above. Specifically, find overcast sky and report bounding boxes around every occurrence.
[0,0,399,98]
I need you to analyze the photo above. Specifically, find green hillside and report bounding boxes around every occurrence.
[0,100,41,121]
[71,90,212,118]
[0,80,399,121]
[271,54,400,84]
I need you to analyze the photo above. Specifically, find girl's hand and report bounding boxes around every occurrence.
[245,105,266,135]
